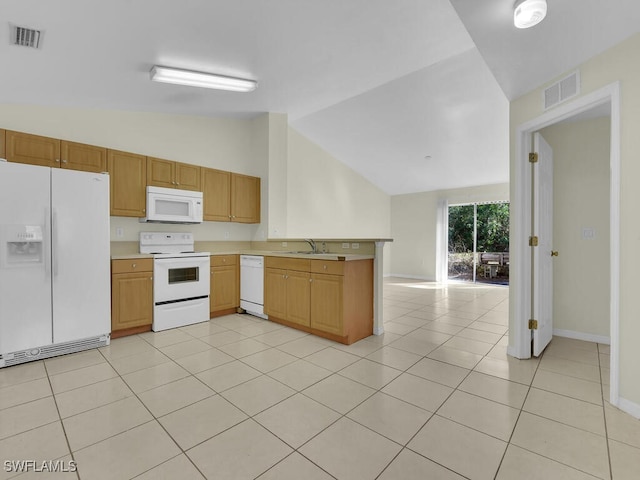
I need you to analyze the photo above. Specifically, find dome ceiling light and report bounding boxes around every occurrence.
[514,0,547,29]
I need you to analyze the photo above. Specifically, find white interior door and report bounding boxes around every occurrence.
[533,132,554,356]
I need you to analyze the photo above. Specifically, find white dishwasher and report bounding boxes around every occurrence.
[240,255,266,319]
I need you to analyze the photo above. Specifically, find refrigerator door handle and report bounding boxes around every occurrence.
[44,207,51,278]
[52,208,58,277]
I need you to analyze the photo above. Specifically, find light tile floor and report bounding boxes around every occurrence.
[1,277,639,479]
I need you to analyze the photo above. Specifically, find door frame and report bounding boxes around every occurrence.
[509,82,621,406]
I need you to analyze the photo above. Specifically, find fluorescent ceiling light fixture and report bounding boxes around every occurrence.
[514,0,547,29]
[150,66,257,92]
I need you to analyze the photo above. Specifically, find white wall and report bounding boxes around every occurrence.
[286,127,391,238]
[510,32,640,411]
[390,183,509,279]
[540,117,610,339]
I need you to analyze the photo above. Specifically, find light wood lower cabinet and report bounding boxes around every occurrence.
[264,265,311,328]
[210,255,239,317]
[0,129,5,158]
[310,273,344,336]
[111,259,153,338]
[264,257,373,344]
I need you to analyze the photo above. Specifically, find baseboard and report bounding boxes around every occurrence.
[385,273,436,281]
[617,396,640,420]
[373,326,385,335]
[553,329,610,345]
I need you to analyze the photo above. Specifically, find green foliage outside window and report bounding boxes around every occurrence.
[448,203,510,253]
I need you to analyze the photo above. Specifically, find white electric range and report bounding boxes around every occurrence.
[140,232,210,332]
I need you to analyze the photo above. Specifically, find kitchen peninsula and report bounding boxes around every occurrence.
[110,238,392,343]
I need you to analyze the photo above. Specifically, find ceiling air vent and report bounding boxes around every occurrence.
[10,24,43,49]
[543,70,580,110]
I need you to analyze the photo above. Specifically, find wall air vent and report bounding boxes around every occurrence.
[10,24,43,49]
[543,70,580,110]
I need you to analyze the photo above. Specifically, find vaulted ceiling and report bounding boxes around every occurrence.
[2,0,639,195]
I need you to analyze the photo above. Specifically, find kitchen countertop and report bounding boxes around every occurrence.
[111,251,374,261]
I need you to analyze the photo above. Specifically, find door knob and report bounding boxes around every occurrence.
[551,251,559,257]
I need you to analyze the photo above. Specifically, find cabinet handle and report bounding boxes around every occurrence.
[142,208,146,213]
[132,263,136,268]
[150,277,153,280]
[176,182,180,185]
[309,278,313,282]
[223,258,226,263]
[323,265,327,270]
[55,159,60,163]
[62,159,68,164]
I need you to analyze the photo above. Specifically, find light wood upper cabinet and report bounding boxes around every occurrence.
[6,131,107,173]
[108,149,147,217]
[148,157,201,191]
[6,130,61,167]
[0,129,5,159]
[61,141,107,173]
[176,163,201,191]
[147,157,174,188]
[231,173,260,223]
[202,168,260,224]
[202,168,231,221]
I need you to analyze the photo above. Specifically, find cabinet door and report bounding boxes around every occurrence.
[61,141,107,172]
[111,272,153,331]
[231,173,260,223]
[176,162,201,191]
[264,268,287,319]
[286,270,311,327]
[210,265,238,312]
[108,150,147,217]
[0,129,5,158]
[6,130,61,168]
[310,273,344,336]
[202,167,231,222]
[147,157,175,188]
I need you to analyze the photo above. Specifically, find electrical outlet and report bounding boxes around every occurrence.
[282,241,288,247]
[224,231,230,239]
[351,243,359,249]
[116,227,124,238]
[342,243,350,249]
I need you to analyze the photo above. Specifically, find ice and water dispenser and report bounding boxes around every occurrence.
[1,225,44,267]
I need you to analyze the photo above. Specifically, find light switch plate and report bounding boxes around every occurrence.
[342,243,350,249]
[351,243,360,249]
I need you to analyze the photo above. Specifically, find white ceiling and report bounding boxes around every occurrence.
[2,1,638,195]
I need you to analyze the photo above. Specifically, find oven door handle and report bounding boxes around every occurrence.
[154,257,210,267]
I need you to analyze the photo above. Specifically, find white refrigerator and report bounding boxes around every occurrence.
[0,161,111,368]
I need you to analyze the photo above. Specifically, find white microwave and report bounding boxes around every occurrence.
[141,186,203,224]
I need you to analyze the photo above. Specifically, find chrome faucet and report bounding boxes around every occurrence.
[304,239,317,253]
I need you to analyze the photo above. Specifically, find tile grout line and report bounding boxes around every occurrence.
[41,360,81,480]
